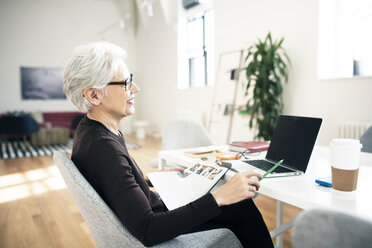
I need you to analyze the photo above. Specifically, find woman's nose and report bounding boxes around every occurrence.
[131,82,140,93]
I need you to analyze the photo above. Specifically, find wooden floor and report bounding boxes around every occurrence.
[0,134,302,248]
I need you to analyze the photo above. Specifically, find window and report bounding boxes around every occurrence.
[187,15,205,87]
[178,8,214,89]
[318,0,372,79]
[186,10,214,87]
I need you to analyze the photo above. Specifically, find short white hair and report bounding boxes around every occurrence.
[63,41,127,112]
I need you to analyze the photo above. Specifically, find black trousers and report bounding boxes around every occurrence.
[186,199,274,248]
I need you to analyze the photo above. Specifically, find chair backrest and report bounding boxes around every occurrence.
[53,151,144,248]
[162,118,213,150]
[293,208,372,248]
[361,126,372,153]
[0,115,39,134]
[53,151,242,248]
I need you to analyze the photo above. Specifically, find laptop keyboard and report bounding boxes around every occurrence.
[243,160,294,173]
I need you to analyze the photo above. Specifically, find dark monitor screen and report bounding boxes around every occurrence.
[266,115,322,172]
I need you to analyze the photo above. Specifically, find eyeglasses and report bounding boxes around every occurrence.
[239,148,261,159]
[107,73,133,91]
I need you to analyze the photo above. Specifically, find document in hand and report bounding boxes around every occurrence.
[148,162,229,210]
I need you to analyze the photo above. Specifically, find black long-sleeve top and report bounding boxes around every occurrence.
[71,117,221,246]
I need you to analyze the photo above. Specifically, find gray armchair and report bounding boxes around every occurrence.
[0,114,40,149]
[360,126,372,153]
[149,118,213,167]
[293,208,372,248]
[53,151,242,248]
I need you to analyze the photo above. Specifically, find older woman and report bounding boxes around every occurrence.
[63,41,273,248]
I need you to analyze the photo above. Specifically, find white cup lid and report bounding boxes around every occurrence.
[330,138,363,148]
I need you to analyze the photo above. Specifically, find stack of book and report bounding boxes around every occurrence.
[228,141,270,153]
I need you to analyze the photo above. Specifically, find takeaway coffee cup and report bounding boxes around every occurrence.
[330,139,363,191]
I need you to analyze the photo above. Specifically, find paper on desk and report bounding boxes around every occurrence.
[148,162,228,210]
[183,146,225,158]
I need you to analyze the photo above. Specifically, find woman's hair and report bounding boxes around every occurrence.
[63,41,127,112]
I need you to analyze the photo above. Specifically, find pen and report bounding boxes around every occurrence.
[259,159,284,181]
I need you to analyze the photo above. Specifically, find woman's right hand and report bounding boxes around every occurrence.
[211,170,262,206]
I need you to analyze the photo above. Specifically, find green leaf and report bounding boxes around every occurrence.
[274,38,284,52]
[243,32,290,140]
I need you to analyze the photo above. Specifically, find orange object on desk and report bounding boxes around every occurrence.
[216,153,242,161]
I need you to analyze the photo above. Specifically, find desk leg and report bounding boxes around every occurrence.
[158,158,166,171]
[270,205,297,247]
[276,200,283,248]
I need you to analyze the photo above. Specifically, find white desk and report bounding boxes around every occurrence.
[159,146,372,248]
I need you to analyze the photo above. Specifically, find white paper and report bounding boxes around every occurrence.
[148,163,228,210]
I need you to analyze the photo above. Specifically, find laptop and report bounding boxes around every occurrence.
[232,115,322,178]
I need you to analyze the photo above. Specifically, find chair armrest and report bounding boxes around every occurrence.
[153,228,242,248]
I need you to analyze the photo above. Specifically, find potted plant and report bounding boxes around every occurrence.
[243,32,290,140]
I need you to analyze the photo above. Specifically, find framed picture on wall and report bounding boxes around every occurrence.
[21,67,66,100]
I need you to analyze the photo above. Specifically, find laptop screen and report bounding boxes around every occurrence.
[266,115,322,172]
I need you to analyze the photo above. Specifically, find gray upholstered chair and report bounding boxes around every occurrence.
[53,151,242,248]
[0,114,40,149]
[360,126,372,153]
[149,118,214,167]
[293,208,372,248]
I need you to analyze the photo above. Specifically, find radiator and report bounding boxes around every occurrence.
[337,121,372,139]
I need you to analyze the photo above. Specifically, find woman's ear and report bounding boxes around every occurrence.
[83,87,103,106]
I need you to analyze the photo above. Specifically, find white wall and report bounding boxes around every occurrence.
[0,0,136,114]
[1,0,371,144]
[135,0,372,145]
[214,0,372,145]
[134,1,214,136]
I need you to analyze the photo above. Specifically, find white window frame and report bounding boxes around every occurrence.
[318,0,372,79]
[177,1,214,89]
